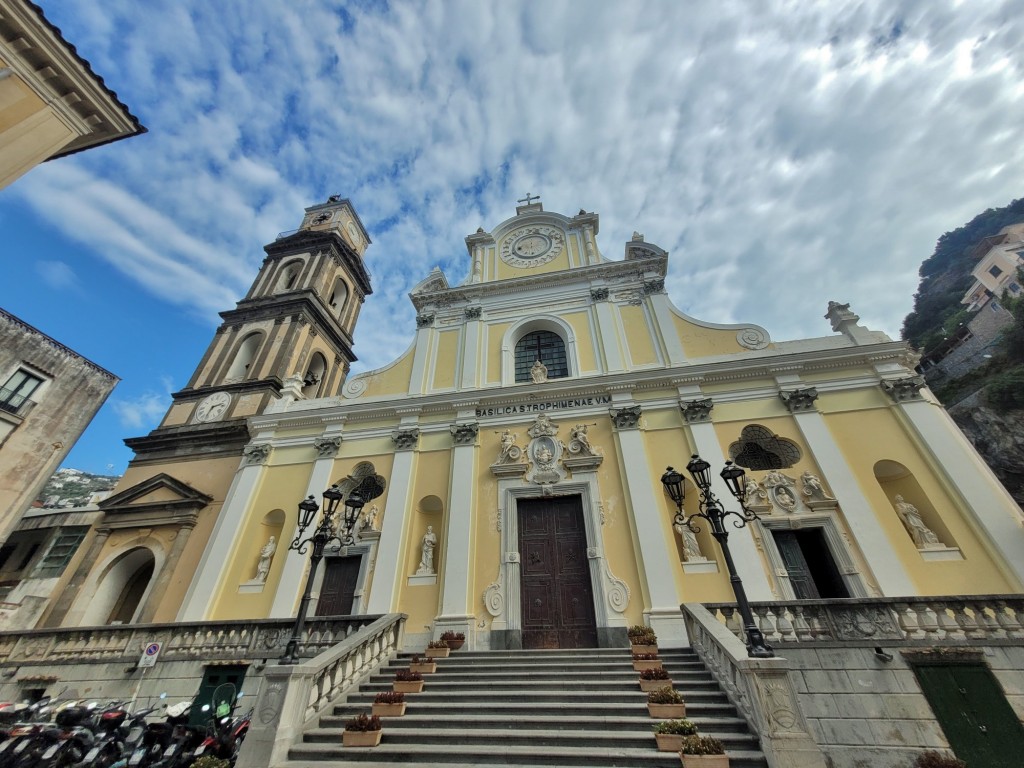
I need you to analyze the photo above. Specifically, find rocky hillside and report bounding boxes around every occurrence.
[36,468,120,509]
[901,197,1024,507]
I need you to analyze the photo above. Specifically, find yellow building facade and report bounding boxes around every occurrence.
[42,197,1024,651]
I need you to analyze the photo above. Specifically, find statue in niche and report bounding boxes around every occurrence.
[530,359,548,384]
[417,525,438,575]
[674,522,707,562]
[764,470,787,488]
[893,495,943,549]
[360,504,379,532]
[800,471,833,500]
[255,536,277,583]
[774,486,797,511]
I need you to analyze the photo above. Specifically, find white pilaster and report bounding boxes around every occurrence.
[593,299,626,373]
[407,325,432,396]
[268,450,340,618]
[787,406,916,596]
[436,410,479,633]
[684,420,774,601]
[648,293,687,366]
[460,318,481,390]
[365,422,420,614]
[897,397,1024,588]
[178,458,265,621]
[612,409,687,645]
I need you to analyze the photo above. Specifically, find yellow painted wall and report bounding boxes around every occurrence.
[431,330,459,391]
[620,305,658,366]
[824,407,1017,594]
[562,311,597,374]
[671,314,749,358]
[359,347,415,397]
[487,322,509,383]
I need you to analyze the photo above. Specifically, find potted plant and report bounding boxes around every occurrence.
[189,758,232,768]
[440,630,466,650]
[409,654,436,674]
[912,752,966,768]
[633,652,662,672]
[371,691,407,717]
[425,639,450,658]
[653,718,697,752]
[628,624,658,655]
[647,686,685,718]
[639,666,672,692]
[393,669,424,693]
[342,713,382,747]
[678,734,728,767]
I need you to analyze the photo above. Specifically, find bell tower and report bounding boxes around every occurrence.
[125,196,372,461]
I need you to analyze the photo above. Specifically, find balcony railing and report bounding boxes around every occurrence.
[0,388,37,418]
[702,595,1024,647]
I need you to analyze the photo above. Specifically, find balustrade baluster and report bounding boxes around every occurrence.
[955,603,987,640]
[791,605,812,642]
[761,607,780,642]
[994,600,1024,639]
[892,602,921,640]
[931,602,965,641]
[973,601,1003,639]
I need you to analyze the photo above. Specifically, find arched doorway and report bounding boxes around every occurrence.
[82,547,157,625]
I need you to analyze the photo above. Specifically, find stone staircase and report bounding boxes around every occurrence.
[283,647,768,767]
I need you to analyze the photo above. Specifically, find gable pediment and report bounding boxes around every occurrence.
[98,473,213,529]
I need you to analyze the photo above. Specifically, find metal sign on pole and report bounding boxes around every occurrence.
[138,642,162,668]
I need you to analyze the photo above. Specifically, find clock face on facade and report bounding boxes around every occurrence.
[194,391,232,423]
[500,225,565,268]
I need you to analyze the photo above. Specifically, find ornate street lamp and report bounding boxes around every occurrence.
[661,455,774,658]
[279,484,365,665]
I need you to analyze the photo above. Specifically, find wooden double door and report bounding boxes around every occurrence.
[518,496,598,649]
[314,555,361,616]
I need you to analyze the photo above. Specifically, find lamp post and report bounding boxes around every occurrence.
[661,455,774,658]
[279,484,365,665]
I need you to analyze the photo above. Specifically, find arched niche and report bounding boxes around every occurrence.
[329,276,349,318]
[225,332,264,383]
[302,352,328,398]
[276,259,304,292]
[873,460,958,550]
[82,546,157,625]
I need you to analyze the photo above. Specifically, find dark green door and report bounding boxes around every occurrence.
[913,662,1024,767]
[190,665,247,727]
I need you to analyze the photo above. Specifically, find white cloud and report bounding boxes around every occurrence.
[10,0,1024,375]
[111,376,175,430]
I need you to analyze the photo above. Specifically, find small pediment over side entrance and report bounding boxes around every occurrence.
[98,473,213,530]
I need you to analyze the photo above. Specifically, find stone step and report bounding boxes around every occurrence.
[319,712,753,733]
[302,725,762,752]
[350,687,731,704]
[286,742,768,767]
[334,698,740,718]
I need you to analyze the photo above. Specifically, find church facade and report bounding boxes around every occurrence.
[36,197,1024,652]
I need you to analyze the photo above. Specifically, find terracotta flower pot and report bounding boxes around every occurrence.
[371,702,407,717]
[680,754,729,768]
[425,646,450,658]
[343,729,382,747]
[446,638,465,650]
[631,643,658,655]
[633,659,663,672]
[640,678,673,692]
[393,680,424,693]
[648,702,686,719]
[655,733,684,752]
[410,661,436,674]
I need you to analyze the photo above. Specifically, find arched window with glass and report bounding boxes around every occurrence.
[514,331,568,383]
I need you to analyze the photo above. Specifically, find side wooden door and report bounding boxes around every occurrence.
[315,556,361,616]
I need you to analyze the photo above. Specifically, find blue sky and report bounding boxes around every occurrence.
[2,0,1023,475]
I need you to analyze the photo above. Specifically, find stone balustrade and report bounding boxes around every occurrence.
[237,612,405,768]
[0,614,384,666]
[702,595,1024,647]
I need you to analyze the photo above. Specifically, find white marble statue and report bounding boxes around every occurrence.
[743,477,763,506]
[674,522,706,562]
[569,424,595,455]
[775,486,796,511]
[255,536,277,583]
[530,359,548,384]
[893,495,943,549]
[417,525,438,575]
[497,429,519,463]
[800,471,833,499]
[360,504,379,532]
